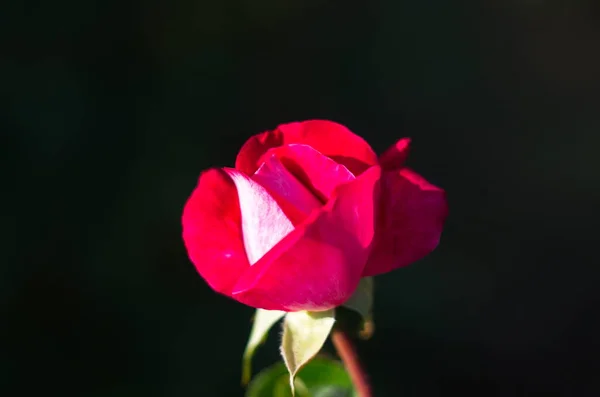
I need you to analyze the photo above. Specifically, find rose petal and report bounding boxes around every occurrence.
[252,154,322,224]
[225,168,295,265]
[379,138,411,170]
[264,144,356,202]
[235,120,379,176]
[362,168,448,277]
[181,169,250,294]
[231,166,382,312]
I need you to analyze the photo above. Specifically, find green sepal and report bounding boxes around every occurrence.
[242,309,286,385]
[280,310,336,395]
[341,277,373,320]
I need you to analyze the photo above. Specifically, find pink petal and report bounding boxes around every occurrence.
[362,168,448,277]
[231,166,382,312]
[263,144,356,202]
[235,120,379,176]
[225,168,295,265]
[181,169,250,294]
[379,138,411,170]
[252,154,322,224]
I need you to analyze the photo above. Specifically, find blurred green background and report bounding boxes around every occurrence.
[2,0,599,396]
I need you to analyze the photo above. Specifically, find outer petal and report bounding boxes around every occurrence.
[182,169,250,295]
[235,120,379,176]
[231,166,382,312]
[362,168,448,277]
[379,137,411,170]
[263,144,356,202]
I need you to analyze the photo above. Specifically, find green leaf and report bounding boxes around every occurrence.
[312,385,353,397]
[342,277,374,320]
[246,357,356,397]
[280,310,336,395]
[242,309,286,385]
[294,357,356,397]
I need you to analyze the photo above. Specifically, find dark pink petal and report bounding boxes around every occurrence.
[263,144,356,202]
[379,138,411,170]
[252,154,322,223]
[230,166,382,312]
[235,120,379,176]
[181,169,250,294]
[362,168,448,277]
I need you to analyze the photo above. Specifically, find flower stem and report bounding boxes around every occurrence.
[331,328,373,397]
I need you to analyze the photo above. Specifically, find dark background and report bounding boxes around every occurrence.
[2,1,599,396]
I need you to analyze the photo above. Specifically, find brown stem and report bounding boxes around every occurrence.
[331,328,373,397]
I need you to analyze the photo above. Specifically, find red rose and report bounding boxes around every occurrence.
[182,120,447,312]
